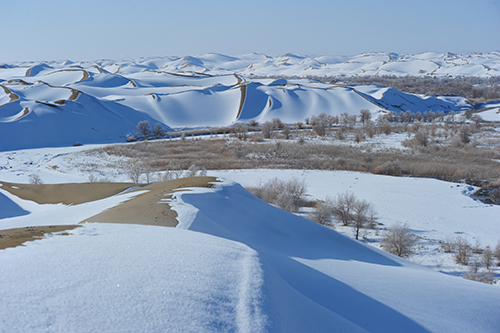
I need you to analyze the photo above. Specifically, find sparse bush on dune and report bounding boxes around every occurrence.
[380,223,417,258]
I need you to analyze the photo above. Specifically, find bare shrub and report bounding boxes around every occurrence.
[88,174,97,183]
[365,120,376,138]
[483,246,493,269]
[153,123,167,138]
[28,174,43,184]
[137,120,152,138]
[464,261,495,284]
[454,237,471,265]
[272,118,285,129]
[262,121,273,139]
[256,177,306,213]
[472,239,482,254]
[186,164,207,177]
[359,109,371,124]
[494,241,500,266]
[311,113,330,137]
[232,123,249,140]
[310,201,333,226]
[127,163,143,183]
[440,238,455,253]
[380,223,417,258]
[414,127,429,146]
[143,164,154,184]
[380,119,392,135]
[282,125,292,139]
[353,199,376,240]
[247,119,259,127]
[354,128,365,143]
[331,192,357,226]
[458,124,471,144]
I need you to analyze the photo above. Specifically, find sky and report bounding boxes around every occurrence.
[1,0,499,62]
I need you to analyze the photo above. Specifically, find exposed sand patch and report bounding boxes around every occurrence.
[13,107,29,121]
[0,84,20,106]
[0,181,137,205]
[0,177,218,244]
[81,176,218,227]
[0,225,80,250]
[235,82,247,120]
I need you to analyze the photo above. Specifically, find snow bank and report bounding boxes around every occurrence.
[171,180,500,332]
[0,223,268,332]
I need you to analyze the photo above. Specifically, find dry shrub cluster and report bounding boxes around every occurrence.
[314,192,377,240]
[440,238,500,284]
[380,223,417,258]
[92,129,500,189]
[248,178,307,213]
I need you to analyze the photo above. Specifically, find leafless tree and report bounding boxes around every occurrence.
[359,109,371,124]
[153,123,166,138]
[380,119,392,135]
[353,199,376,240]
[272,118,285,129]
[414,127,430,146]
[454,237,471,265]
[483,246,493,269]
[282,125,292,140]
[310,201,333,226]
[262,121,273,139]
[128,164,143,183]
[311,113,330,137]
[137,120,152,138]
[29,174,43,184]
[458,124,471,144]
[331,192,357,226]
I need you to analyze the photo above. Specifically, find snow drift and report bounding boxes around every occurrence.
[1,178,499,332]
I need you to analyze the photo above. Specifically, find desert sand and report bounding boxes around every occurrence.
[0,177,218,250]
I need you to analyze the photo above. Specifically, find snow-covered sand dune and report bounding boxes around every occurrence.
[2,52,493,151]
[1,178,499,332]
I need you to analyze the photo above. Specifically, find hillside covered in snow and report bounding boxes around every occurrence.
[2,52,499,151]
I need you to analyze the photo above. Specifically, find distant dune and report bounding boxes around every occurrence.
[1,52,498,151]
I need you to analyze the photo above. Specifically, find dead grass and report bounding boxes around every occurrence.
[92,133,500,187]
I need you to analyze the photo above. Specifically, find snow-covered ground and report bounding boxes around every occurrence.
[1,175,500,332]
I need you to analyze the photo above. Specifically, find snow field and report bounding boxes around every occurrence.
[0,223,268,332]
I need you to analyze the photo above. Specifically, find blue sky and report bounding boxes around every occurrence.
[1,0,499,62]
